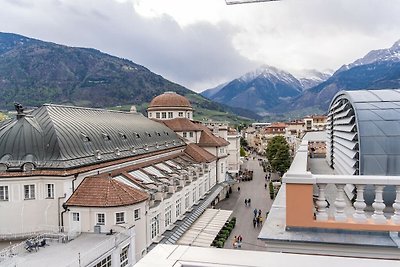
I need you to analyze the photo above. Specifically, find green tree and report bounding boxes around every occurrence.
[265,136,291,174]
[240,137,249,148]
[240,146,246,157]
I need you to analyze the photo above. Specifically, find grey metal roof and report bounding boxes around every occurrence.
[0,104,184,170]
[328,89,400,175]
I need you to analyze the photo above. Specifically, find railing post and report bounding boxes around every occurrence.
[353,184,367,223]
[316,183,328,221]
[334,184,347,222]
[372,185,387,224]
[392,185,400,225]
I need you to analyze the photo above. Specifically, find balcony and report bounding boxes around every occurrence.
[259,140,400,259]
[284,140,400,231]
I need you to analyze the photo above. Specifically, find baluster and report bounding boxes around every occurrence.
[391,185,400,225]
[372,185,387,224]
[334,184,347,222]
[316,183,328,221]
[353,184,367,223]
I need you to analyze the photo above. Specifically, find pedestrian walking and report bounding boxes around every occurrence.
[244,199,247,206]
[264,183,267,189]
[237,235,243,248]
[248,198,251,206]
[258,209,262,217]
[233,236,237,248]
[238,186,241,192]
[256,216,260,227]
[252,217,256,228]
[253,208,257,217]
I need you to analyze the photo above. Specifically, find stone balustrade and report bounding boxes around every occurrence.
[314,175,400,225]
[283,139,400,231]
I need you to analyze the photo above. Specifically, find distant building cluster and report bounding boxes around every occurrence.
[245,114,327,155]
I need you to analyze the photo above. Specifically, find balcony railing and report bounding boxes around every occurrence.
[283,140,400,231]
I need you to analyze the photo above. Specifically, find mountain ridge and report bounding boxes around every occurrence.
[0,32,260,121]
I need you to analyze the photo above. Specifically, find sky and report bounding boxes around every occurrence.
[1,0,400,92]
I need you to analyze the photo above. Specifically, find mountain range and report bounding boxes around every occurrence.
[202,40,400,116]
[202,66,330,115]
[0,32,260,121]
[2,31,399,121]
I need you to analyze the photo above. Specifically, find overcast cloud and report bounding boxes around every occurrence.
[1,0,400,92]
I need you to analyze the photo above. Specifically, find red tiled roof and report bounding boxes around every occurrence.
[197,124,230,147]
[66,177,148,207]
[159,118,201,132]
[149,92,192,109]
[184,143,217,163]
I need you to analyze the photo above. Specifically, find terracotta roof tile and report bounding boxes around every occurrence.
[197,124,230,147]
[66,177,148,207]
[184,143,217,163]
[158,118,201,132]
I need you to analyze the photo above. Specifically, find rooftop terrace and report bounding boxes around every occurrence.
[259,140,400,259]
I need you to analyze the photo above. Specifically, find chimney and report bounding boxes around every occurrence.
[14,103,25,119]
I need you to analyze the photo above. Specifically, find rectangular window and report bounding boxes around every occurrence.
[156,112,160,119]
[161,112,166,119]
[72,212,80,222]
[97,213,105,225]
[151,214,160,239]
[149,112,152,118]
[189,132,193,138]
[168,112,173,118]
[221,163,224,174]
[0,186,9,201]
[185,192,189,209]
[94,255,111,267]
[183,132,187,138]
[24,184,35,200]
[120,245,129,267]
[116,212,125,224]
[165,205,172,227]
[46,184,54,198]
[178,112,183,117]
[192,188,196,203]
[134,209,140,221]
[175,199,182,218]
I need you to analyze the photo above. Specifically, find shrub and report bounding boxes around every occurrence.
[216,240,224,248]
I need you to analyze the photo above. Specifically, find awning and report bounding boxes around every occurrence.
[177,209,232,247]
[148,183,224,251]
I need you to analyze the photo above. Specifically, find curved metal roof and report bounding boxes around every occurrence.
[328,89,400,175]
[0,104,184,170]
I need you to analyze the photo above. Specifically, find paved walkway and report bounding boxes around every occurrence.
[215,155,277,251]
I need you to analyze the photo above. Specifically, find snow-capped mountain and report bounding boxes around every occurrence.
[292,69,333,90]
[201,65,303,115]
[284,39,400,114]
[336,40,400,73]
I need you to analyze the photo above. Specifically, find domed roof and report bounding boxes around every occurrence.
[149,92,192,109]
